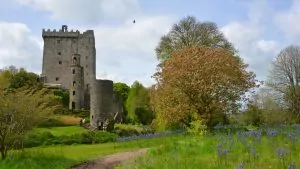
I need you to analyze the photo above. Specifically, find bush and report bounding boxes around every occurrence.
[212,124,249,135]
[113,124,155,137]
[242,105,264,126]
[187,119,207,136]
[24,132,56,148]
[53,89,69,107]
[23,131,118,148]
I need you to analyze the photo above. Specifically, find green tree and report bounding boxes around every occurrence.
[113,82,130,119]
[0,80,61,159]
[113,82,130,101]
[9,68,39,89]
[0,70,12,89]
[155,16,236,61]
[126,81,154,124]
[242,104,264,126]
[53,89,69,107]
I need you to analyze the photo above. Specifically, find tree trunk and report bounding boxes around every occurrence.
[1,148,7,160]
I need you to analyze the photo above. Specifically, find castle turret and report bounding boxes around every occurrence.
[90,79,114,129]
[69,54,84,109]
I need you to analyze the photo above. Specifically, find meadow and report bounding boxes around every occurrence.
[0,124,181,169]
[1,121,300,169]
[118,125,300,169]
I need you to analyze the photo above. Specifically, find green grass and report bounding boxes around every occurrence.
[0,151,76,169]
[33,126,87,136]
[0,133,182,169]
[117,133,300,169]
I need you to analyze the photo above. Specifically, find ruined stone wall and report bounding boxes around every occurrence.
[90,79,114,128]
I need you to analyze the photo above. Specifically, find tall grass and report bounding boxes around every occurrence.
[0,151,75,169]
[117,125,300,169]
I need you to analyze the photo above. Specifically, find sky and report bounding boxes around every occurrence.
[0,0,300,87]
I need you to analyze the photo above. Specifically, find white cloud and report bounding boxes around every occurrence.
[0,21,42,73]
[275,0,300,39]
[88,16,174,87]
[13,0,175,87]
[0,14,174,87]
[256,40,279,53]
[220,1,280,81]
[15,0,140,23]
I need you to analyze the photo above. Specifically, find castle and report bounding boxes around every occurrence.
[40,25,123,130]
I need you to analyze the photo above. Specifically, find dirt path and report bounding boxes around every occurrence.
[70,148,148,169]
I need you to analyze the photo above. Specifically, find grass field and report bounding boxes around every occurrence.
[117,126,300,169]
[0,132,182,169]
[3,124,300,169]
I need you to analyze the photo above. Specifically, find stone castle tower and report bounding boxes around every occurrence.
[41,25,123,130]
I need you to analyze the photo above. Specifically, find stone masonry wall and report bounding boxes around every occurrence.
[41,26,96,109]
[90,79,114,128]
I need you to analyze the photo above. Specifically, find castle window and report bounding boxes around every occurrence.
[72,69,75,74]
[73,81,76,86]
[58,61,62,64]
[73,91,75,95]
[57,40,61,43]
[58,52,61,55]
[86,56,88,59]
[86,65,88,68]
[55,77,59,81]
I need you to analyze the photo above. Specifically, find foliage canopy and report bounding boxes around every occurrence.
[151,46,256,129]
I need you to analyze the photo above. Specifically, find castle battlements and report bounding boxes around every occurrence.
[42,25,94,38]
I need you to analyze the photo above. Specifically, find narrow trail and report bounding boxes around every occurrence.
[70,148,148,169]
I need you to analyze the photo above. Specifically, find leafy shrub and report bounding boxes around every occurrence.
[53,89,69,107]
[23,131,56,148]
[113,124,155,137]
[242,105,264,126]
[23,131,118,148]
[187,119,207,136]
[212,124,249,135]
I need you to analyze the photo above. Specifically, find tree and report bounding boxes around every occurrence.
[113,82,130,119]
[0,75,61,159]
[247,87,292,125]
[155,16,236,61]
[267,45,300,122]
[126,81,154,124]
[53,89,69,107]
[9,68,39,89]
[113,82,130,101]
[151,46,256,130]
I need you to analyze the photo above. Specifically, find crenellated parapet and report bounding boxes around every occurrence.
[42,25,94,38]
[42,29,80,38]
